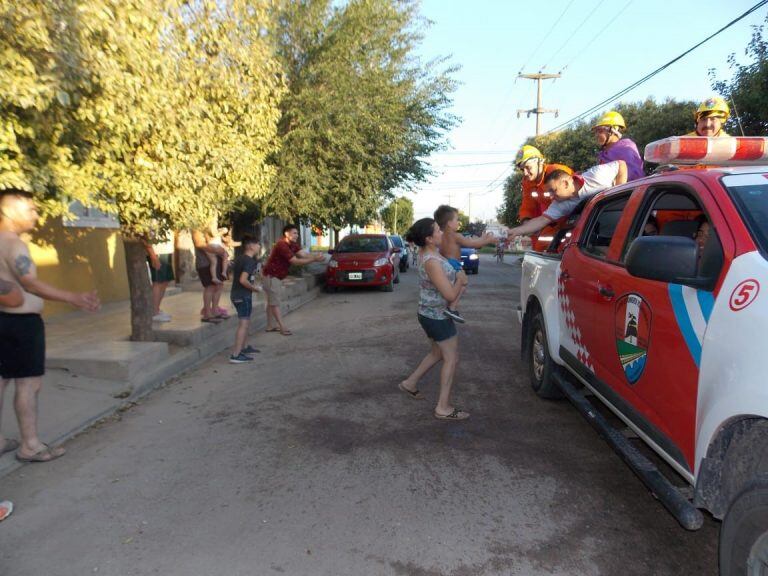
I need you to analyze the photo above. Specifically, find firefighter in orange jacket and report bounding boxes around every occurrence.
[516,145,573,251]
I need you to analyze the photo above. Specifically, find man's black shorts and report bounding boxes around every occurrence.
[0,313,45,379]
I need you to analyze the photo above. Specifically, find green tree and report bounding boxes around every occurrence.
[380,196,413,234]
[711,15,768,135]
[497,97,696,226]
[267,0,457,230]
[1,0,283,340]
[465,220,486,237]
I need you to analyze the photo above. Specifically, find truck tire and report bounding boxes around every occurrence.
[720,486,768,575]
[527,311,563,399]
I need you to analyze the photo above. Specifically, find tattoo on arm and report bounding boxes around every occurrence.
[0,279,12,295]
[15,254,32,277]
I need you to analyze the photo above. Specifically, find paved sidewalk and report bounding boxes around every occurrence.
[0,267,325,478]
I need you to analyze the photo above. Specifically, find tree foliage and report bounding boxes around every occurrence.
[711,15,768,136]
[497,97,696,226]
[1,0,284,339]
[267,0,458,229]
[380,196,413,234]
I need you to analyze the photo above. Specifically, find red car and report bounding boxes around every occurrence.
[325,234,401,292]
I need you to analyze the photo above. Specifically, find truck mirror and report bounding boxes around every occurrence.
[625,236,700,286]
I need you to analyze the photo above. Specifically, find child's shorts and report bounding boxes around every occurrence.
[231,296,253,319]
[446,258,462,272]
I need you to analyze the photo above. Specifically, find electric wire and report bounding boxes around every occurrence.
[559,0,634,72]
[516,0,578,75]
[541,0,608,71]
[545,0,768,134]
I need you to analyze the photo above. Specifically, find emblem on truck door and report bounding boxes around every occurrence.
[614,293,652,384]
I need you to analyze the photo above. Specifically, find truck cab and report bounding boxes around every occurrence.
[518,137,768,575]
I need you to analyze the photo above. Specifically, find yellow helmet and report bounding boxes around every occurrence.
[515,145,544,168]
[695,97,730,121]
[592,110,626,130]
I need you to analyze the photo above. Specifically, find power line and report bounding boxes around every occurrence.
[559,0,634,72]
[541,0,608,70]
[546,0,768,134]
[516,0,578,75]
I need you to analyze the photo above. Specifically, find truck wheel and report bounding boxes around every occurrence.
[720,486,768,575]
[527,311,563,399]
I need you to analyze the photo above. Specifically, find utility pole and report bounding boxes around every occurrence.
[393,199,398,234]
[516,72,560,136]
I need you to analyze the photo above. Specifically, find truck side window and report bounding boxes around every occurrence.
[580,195,630,259]
[623,188,724,288]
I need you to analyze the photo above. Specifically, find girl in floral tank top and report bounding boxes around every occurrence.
[398,218,470,421]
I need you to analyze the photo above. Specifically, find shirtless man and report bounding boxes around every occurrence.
[433,205,496,323]
[0,279,23,522]
[0,189,100,463]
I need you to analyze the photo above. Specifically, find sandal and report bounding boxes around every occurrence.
[434,408,470,421]
[398,382,425,400]
[201,317,222,324]
[0,439,19,457]
[16,444,66,463]
[280,330,293,336]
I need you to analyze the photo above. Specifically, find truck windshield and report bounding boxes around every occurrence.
[723,173,768,256]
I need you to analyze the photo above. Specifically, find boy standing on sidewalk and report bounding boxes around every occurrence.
[433,205,496,323]
[229,236,262,364]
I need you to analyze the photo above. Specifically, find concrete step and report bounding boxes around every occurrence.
[46,340,170,382]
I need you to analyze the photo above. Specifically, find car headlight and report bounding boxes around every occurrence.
[328,259,339,268]
[469,253,479,260]
[373,257,388,267]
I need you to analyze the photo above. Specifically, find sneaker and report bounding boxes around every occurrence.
[229,353,254,364]
[242,345,261,354]
[152,312,172,322]
[0,501,13,522]
[444,308,465,323]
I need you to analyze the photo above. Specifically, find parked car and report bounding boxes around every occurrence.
[518,136,768,574]
[460,246,479,274]
[389,235,409,272]
[326,234,401,292]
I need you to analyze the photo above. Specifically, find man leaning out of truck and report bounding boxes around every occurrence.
[507,160,628,240]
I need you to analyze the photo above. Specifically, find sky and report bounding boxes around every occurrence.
[405,0,767,222]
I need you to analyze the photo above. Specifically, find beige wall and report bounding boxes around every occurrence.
[28,219,130,318]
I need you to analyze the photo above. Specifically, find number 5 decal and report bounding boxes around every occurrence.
[729,279,761,311]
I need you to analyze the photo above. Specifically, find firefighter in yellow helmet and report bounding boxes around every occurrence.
[592,111,644,181]
[515,145,573,222]
[687,97,731,138]
[515,145,573,251]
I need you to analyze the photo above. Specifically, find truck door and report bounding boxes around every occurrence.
[558,193,635,381]
[605,184,729,473]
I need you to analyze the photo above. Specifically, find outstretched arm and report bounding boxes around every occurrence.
[10,240,100,311]
[507,216,551,239]
[456,231,497,248]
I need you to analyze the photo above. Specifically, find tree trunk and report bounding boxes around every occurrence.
[123,237,154,342]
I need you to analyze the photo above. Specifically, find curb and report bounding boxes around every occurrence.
[0,282,323,480]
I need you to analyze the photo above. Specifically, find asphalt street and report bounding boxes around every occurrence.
[0,254,719,575]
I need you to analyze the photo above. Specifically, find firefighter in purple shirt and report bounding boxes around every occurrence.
[592,111,645,181]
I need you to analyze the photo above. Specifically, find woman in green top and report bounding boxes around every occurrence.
[399,218,470,421]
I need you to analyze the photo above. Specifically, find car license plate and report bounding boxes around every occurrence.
[348,272,363,280]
